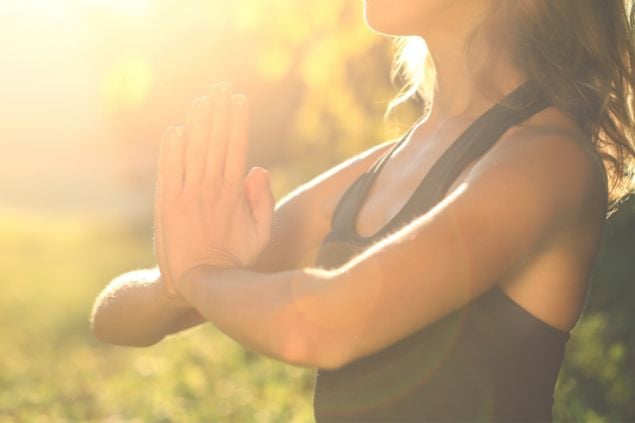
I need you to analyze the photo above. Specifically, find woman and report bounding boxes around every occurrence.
[91,0,635,421]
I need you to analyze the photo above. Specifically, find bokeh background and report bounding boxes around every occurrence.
[0,0,633,421]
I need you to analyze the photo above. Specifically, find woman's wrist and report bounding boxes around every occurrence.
[177,264,228,305]
[157,274,192,310]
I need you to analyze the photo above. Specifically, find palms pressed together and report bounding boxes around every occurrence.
[153,82,275,299]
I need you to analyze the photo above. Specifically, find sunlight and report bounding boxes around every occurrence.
[388,36,436,112]
[400,36,429,79]
[101,55,154,110]
[86,0,152,18]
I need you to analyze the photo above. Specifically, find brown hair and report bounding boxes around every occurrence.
[388,0,635,217]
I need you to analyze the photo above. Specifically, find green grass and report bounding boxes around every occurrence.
[0,211,314,421]
[1,209,633,421]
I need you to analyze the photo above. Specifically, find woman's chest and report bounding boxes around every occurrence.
[354,145,479,240]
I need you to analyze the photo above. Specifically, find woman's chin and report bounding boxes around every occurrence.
[363,5,420,37]
[365,25,417,37]
[364,17,410,36]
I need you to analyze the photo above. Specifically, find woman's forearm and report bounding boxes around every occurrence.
[177,265,341,369]
[90,267,204,347]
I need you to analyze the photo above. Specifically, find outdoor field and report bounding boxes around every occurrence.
[1,200,633,421]
[1,1,634,421]
[0,211,314,421]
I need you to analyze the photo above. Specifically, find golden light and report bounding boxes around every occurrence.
[86,0,152,18]
[101,54,154,110]
[388,35,436,112]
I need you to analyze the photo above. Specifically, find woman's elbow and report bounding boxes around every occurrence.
[89,304,163,348]
[277,307,349,370]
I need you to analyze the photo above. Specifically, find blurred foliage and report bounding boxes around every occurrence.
[1,0,633,421]
[0,211,314,421]
[90,0,412,219]
[1,200,634,420]
[553,198,635,422]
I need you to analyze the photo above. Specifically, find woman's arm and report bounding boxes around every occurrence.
[245,137,396,273]
[90,267,205,347]
[173,128,606,370]
[90,84,398,347]
[90,140,396,347]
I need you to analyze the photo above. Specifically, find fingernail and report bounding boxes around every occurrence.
[219,82,231,94]
[234,94,246,109]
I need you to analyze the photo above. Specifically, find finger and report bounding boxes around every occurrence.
[156,126,172,206]
[155,126,174,230]
[224,94,249,185]
[245,167,275,247]
[154,127,172,236]
[165,126,185,198]
[205,82,232,184]
[155,127,178,297]
[184,96,211,187]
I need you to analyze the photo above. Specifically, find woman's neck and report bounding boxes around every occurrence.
[416,11,527,133]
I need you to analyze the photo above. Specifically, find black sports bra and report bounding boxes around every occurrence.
[312,80,570,422]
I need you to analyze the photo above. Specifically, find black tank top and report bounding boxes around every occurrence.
[312,80,570,422]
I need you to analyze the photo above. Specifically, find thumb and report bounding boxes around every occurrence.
[244,166,275,245]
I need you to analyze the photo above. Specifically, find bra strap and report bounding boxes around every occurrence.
[427,81,552,205]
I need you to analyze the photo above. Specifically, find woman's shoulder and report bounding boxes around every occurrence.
[467,110,608,224]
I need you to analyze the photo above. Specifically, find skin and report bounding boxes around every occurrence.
[91,0,608,371]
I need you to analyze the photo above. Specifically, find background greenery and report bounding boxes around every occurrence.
[0,1,633,421]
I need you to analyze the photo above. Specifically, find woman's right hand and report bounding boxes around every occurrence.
[153,82,275,299]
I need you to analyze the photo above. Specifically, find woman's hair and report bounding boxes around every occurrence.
[388,0,635,217]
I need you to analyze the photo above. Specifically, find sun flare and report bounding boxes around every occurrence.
[86,0,152,17]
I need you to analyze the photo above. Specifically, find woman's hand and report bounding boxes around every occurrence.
[154,82,275,298]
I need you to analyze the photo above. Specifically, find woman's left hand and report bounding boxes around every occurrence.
[154,82,275,298]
